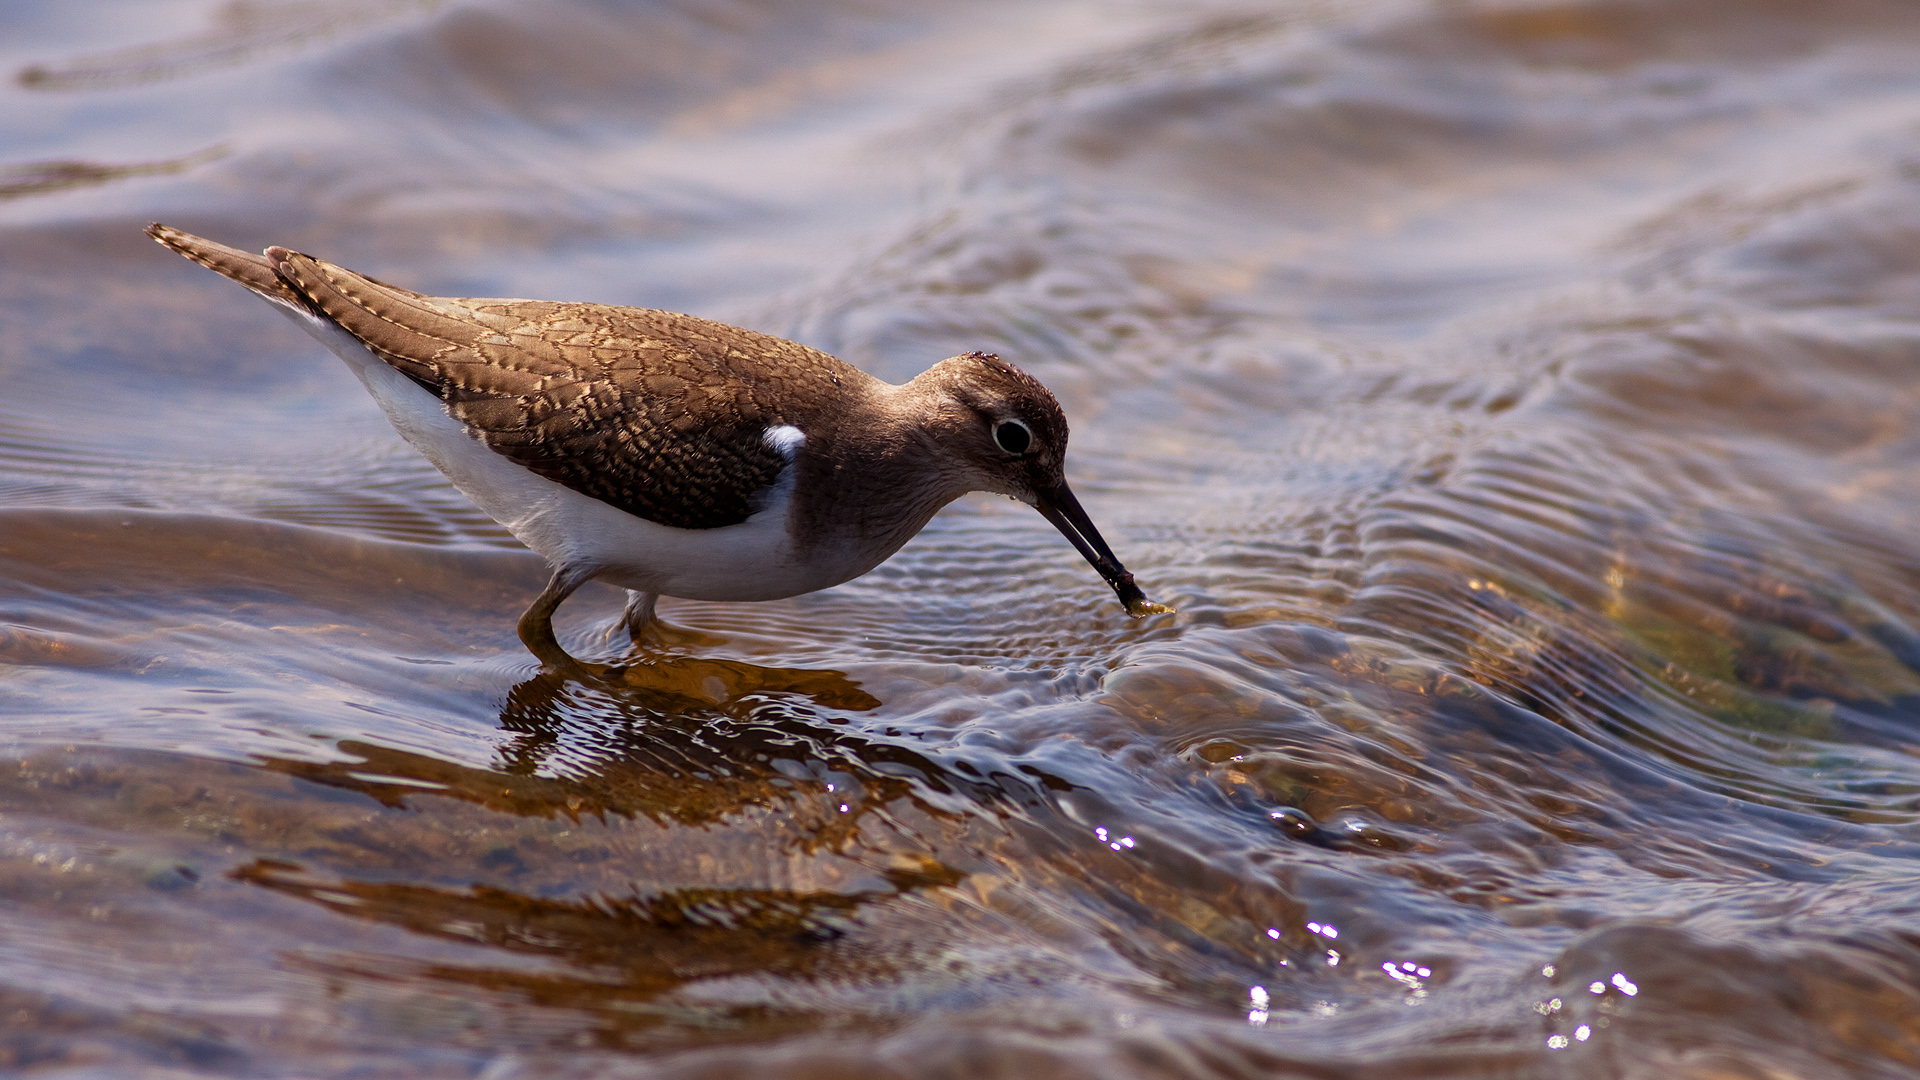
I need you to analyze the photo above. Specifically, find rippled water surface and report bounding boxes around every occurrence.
[9,0,1920,1076]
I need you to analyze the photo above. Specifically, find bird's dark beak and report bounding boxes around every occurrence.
[1033,482,1172,618]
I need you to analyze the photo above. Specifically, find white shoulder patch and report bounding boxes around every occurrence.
[763,424,806,461]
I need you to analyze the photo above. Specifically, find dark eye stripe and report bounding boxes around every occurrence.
[994,419,1032,455]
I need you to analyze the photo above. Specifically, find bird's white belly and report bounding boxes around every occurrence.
[277,306,854,602]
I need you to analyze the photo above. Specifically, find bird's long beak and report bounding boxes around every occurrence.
[1034,482,1173,618]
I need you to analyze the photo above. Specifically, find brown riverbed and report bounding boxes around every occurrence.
[7,1,1920,1076]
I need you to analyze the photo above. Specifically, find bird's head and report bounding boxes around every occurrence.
[913,352,1171,618]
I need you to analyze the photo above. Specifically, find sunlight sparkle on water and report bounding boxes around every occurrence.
[1382,960,1432,997]
[1247,985,1269,1026]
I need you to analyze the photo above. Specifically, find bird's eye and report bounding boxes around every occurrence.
[993,419,1032,455]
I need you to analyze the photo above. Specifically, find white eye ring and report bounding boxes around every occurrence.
[993,418,1033,455]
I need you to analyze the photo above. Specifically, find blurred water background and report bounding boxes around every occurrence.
[7,0,1920,1076]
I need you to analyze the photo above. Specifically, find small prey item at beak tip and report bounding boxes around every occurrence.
[1126,595,1177,618]
[1113,570,1175,618]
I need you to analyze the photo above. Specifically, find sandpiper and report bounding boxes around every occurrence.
[147,224,1170,670]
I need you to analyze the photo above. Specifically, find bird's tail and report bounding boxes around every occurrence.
[145,222,306,308]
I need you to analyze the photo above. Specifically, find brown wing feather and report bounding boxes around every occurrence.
[268,248,824,531]
[147,224,861,529]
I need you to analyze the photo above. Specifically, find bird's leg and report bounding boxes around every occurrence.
[518,564,597,674]
[619,590,659,643]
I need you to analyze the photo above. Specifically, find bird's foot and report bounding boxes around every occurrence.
[610,591,725,655]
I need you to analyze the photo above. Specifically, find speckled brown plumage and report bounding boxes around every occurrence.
[148,222,869,530]
[279,249,877,530]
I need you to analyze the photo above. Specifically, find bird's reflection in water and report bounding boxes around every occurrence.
[492,657,1042,839]
[240,657,1047,1047]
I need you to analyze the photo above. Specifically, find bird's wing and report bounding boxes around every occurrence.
[151,224,814,530]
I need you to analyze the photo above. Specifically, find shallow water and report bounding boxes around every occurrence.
[7,0,1920,1076]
